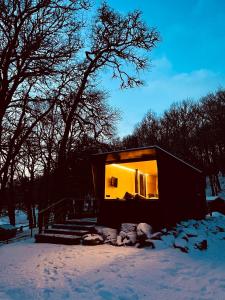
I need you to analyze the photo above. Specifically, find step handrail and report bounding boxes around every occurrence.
[38,197,75,233]
[38,198,72,215]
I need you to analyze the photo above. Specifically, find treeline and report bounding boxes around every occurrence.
[120,89,225,195]
[0,1,159,225]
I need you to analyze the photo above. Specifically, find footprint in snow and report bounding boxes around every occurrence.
[160,258,170,263]
[98,289,114,300]
[44,268,50,275]
[49,276,57,281]
[109,265,120,273]
[209,278,217,284]
[43,288,54,299]
[94,279,104,289]
[74,286,89,293]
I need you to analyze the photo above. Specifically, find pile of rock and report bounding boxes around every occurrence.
[82,222,156,247]
[82,213,225,251]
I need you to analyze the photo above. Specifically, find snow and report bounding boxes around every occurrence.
[0,210,28,227]
[0,224,16,230]
[206,196,221,201]
[1,214,225,300]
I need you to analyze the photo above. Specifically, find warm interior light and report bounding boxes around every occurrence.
[105,160,158,200]
[111,164,135,172]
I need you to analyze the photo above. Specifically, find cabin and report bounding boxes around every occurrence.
[91,146,206,230]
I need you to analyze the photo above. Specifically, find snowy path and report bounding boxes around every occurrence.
[1,237,225,300]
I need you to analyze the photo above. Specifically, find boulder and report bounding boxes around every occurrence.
[118,223,137,246]
[137,223,152,239]
[102,227,117,245]
[82,234,103,246]
[121,223,137,233]
[183,227,198,237]
[150,232,162,240]
[195,239,207,250]
[136,239,155,249]
[177,231,189,241]
[174,238,188,253]
[116,235,123,246]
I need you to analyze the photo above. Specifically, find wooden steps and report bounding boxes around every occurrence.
[65,218,96,226]
[51,223,95,231]
[44,228,89,236]
[35,233,81,245]
[35,217,97,245]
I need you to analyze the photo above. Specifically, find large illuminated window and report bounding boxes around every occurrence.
[105,160,158,200]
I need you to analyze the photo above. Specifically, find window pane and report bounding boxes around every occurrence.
[105,160,158,200]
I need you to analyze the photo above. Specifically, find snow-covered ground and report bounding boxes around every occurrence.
[0,210,28,227]
[1,213,225,300]
[0,176,224,299]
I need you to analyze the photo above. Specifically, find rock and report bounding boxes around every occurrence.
[193,223,200,229]
[82,234,103,246]
[94,226,105,235]
[161,234,175,247]
[216,226,225,232]
[180,221,189,227]
[144,239,155,248]
[150,232,162,240]
[126,231,137,244]
[121,223,137,233]
[183,227,198,237]
[118,223,137,246]
[123,237,133,246]
[177,231,189,241]
[216,232,225,240]
[171,229,180,238]
[174,238,188,253]
[195,239,207,250]
[116,235,123,246]
[102,227,117,245]
[137,223,152,239]
[136,239,155,249]
[161,228,168,234]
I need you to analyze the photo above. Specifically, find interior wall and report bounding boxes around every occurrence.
[105,160,158,200]
[146,175,158,197]
[105,164,135,199]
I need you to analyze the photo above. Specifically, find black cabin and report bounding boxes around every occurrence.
[91,146,206,230]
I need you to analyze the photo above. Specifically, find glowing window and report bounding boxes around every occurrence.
[105,160,158,200]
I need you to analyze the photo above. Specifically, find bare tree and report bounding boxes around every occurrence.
[0,0,88,191]
[57,3,160,167]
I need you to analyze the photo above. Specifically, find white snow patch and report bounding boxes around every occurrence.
[0,210,28,227]
[0,215,225,299]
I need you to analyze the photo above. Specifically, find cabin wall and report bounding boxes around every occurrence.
[97,200,162,230]
[91,148,206,230]
[92,157,162,229]
[157,151,206,227]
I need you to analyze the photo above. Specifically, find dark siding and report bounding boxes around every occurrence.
[157,150,206,227]
[91,146,206,229]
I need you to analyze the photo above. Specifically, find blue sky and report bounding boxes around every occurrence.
[95,0,225,137]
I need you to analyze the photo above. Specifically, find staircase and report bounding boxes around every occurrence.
[35,218,96,245]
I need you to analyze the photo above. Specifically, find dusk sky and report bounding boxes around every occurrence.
[95,0,225,137]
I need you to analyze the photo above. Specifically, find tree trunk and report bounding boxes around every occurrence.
[209,175,216,196]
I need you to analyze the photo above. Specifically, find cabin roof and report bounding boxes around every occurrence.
[92,145,202,173]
